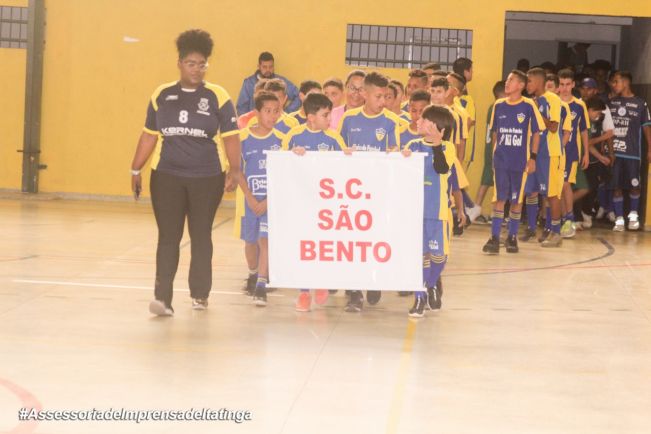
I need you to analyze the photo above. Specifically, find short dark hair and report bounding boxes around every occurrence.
[323,77,344,91]
[614,70,633,83]
[421,105,455,141]
[254,91,279,111]
[545,73,559,88]
[345,69,366,85]
[527,67,546,79]
[364,71,389,88]
[510,69,527,84]
[264,78,287,94]
[517,58,530,71]
[253,79,270,94]
[452,57,473,76]
[585,96,606,112]
[431,77,449,90]
[593,59,611,72]
[176,29,213,59]
[258,52,274,63]
[540,61,556,73]
[447,72,466,90]
[303,93,332,115]
[422,62,441,71]
[408,69,428,85]
[299,80,322,95]
[409,89,431,104]
[388,79,404,98]
[557,68,574,81]
[432,70,448,78]
[493,80,505,98]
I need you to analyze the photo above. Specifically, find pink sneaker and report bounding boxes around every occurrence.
[295,292,311,312]
[314,289,329,305]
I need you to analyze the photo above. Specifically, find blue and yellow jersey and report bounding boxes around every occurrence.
[559,101,573,156]
[289,110,307,125]
[400,126,420,150]
[401,100,409,111]
[337,107,401,151]
[451,102,470,142]
[247,112,299,134]
[457,94,476,162]
[489,97,546,172]
[405,139,453,221]
[144,81,239,177]
[400,111,411,123]
[239,128,284,200]
[535,91,564,157]
[281,125,347,151]
[564,97,590,162]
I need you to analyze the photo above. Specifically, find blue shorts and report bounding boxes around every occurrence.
[240,210,268,243]
[492,168,527,204]
[525,156,563,198]
[609,158,641,190]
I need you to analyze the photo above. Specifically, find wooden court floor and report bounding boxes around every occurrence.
[1,196,650,433]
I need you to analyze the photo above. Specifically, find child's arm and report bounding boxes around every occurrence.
[452,189,466,228]
[292,146,306,156]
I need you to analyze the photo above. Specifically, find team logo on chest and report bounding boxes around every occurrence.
[617,107,627,116]
[571,111,577,120]
[517,113,526,124]
[375,128,387,141]
[317,142,330,151]
[197,98,210,115]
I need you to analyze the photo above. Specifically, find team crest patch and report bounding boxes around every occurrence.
[517,113,526,124]
[617,107,627,116]
[198,98,210,112]
[270,144,281,151]
[317,143,330,151]
[571,111,577,120]
[429,239,439,250]
[375,128,387,141]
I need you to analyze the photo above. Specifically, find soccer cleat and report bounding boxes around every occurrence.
[149,300,174,317]
[607,211,616,223]
[519,228,537,243]
[538,228,551,243]
[482,236,500,255]
[345,291,364,313]
[474,215,490,225]
[295,292,311,312]
[628,212,640,231]
[453,217,464,236]
[408,293,427,318]
[560,221,576,239]
[505,235,519,253]
[581,212,593,229]
[192,298,208,310]
[253,287,267,307]
[314,289,329,305]
[244,274,257,296]
[541,232,563,247]
[366,290,382,306]
[427,286,442,310]
[467,204,482,222]
[613,217,625,232]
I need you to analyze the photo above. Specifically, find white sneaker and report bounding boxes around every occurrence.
[149,300,174,316]
[581,212,593,229]
[596,207,606,219]
[613,217,625,232]
[467,204,482,222]
[628,212,640,231]
[607,211,616,223]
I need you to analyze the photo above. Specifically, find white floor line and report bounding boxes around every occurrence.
[12,279,285,297]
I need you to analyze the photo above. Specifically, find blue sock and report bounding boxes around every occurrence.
[508,210,521,237]
[630,194,640,213]
[426,259,446,288]
[491,210,504,238]
[526,196,538,230]
[565,211,574,222]
[551,218,561,234]
[462,190,475,208]
[256,277,268,290]
[613,196,624,218]
[545,207,552,230]
[597,186,609,211]
[422,257,430,287]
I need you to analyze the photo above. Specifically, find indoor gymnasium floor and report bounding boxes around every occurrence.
[1,196,651,434]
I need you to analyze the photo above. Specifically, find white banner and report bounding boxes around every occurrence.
[266,151,424,290]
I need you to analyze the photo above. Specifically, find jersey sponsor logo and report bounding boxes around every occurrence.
[160,127,208,138]
[617,107,627,116]
[353,144,381,152]
[375,128,387,141]
[248,175,267,196]
[350,127,362,132]
[517,113,526,124]
[165,95,178,101]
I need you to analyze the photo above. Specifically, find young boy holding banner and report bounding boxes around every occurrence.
[402,105,456,318]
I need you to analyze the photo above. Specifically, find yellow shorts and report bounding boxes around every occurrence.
[454,158,469,189]
[565,160,578,184]
[547,155,564,199]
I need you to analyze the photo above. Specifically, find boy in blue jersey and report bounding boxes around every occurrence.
[283,93,349,312]
[405,69,429,107]
[247,79,299,134]
[400,90,430,147]
[557,69,590,238]
[402,105,455,317]
[483,70,544,255]
[337,71,401,312]
[239,92,284,307]
[289,80,323,125]
[608,71,651,231]
[520,67,570,248]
